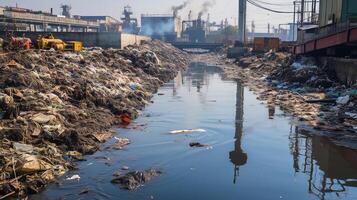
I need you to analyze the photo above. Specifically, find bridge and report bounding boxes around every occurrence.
[170,42,224,51]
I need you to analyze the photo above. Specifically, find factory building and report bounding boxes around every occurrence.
[0,6,99,32]
[79,16,122,32]
[182,17,208,43]
[295,0,357,56]
[121,6,140,34]
[319,0,357,27]
[140,14,182,42]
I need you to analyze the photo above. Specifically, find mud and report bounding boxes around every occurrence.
[0,40,190,198]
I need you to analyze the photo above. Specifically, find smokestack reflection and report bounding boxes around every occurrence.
[229,80,247,184]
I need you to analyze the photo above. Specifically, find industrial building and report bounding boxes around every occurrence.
[141,14,182,41]
[295,0,357,56]
[0,6,99,32]
[79,16,122,32]
[121,6,140,34]
[182,16,208,43]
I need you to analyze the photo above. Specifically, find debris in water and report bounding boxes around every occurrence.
[189,142,207,147]
[105,137,130,150]
[111,169,162,190]
[170,129,206,134]
[66,174,81,181]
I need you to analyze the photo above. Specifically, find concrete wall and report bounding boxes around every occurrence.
[0,31,150,49]
[120,33,151,49]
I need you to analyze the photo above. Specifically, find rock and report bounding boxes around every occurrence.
[111,169,162,190]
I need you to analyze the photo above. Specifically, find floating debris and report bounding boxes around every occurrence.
[170,129,206,134]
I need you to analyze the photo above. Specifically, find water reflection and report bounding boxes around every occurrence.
[290,127,357,199]
[229,80,247,184]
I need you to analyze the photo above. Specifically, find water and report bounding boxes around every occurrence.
[35,62,357,200]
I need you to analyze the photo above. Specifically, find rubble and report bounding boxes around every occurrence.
[111,169,162,190]
[0,40,190,198]
[200,50,357,149]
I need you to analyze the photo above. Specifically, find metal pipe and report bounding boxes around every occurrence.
[301,0,305,27]
[293,1,296,41]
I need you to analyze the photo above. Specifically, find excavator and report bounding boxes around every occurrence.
[1,33,32,51]
[37,34,82,53]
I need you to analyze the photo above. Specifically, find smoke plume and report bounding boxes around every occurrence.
[198,0,216,19]
[172,1,190,16]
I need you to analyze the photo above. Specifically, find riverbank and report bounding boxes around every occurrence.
[0,40,190,198]
[194,52,357,149]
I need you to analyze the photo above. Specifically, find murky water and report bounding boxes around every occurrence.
[35,62,357,200]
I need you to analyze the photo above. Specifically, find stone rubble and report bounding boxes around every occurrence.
[0,40,190,198]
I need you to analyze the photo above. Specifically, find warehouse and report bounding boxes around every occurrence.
[319,0,357,27]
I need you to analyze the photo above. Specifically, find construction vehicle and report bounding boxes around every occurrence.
[2,33,32,50]
[37,34,82,53]
[65,41,82,53]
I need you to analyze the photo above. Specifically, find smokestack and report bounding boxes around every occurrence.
[172,1,190,17]
[50,8,53,15]
[198,0,215,20]
[188,10,192,21]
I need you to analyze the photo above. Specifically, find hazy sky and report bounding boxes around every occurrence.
[0,0,295,32]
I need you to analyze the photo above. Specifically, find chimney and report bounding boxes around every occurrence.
[50,8,53,15]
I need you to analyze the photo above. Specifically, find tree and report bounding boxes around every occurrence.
[222,25,238,35]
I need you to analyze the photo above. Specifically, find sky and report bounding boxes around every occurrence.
[0,0,296,32]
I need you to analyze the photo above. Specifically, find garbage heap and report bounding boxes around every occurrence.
[0,40,190,198]
[224,51,357,148]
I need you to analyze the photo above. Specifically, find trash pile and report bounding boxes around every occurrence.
[214,51,357,148]
[0,40,190,198]
[111,169,162,190]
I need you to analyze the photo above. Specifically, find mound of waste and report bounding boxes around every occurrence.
[0,40,190,198]
[225,50,356,148]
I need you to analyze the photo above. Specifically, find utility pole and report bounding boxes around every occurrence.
[238,0,247,43]
[251,21,255,41]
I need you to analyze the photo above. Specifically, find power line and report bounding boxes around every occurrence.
[253,0,293,6]
[247,0,295,14]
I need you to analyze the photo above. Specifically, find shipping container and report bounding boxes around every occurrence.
[253,37,280,52]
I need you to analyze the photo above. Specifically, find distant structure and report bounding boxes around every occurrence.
[121,6,139,34]
[0,6,99,32]
[80,16,122,32]
[61,4,71,18]
[181,13,208,43]
[141,13,182,42]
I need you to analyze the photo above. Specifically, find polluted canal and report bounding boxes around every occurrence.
[35,61,357,200]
